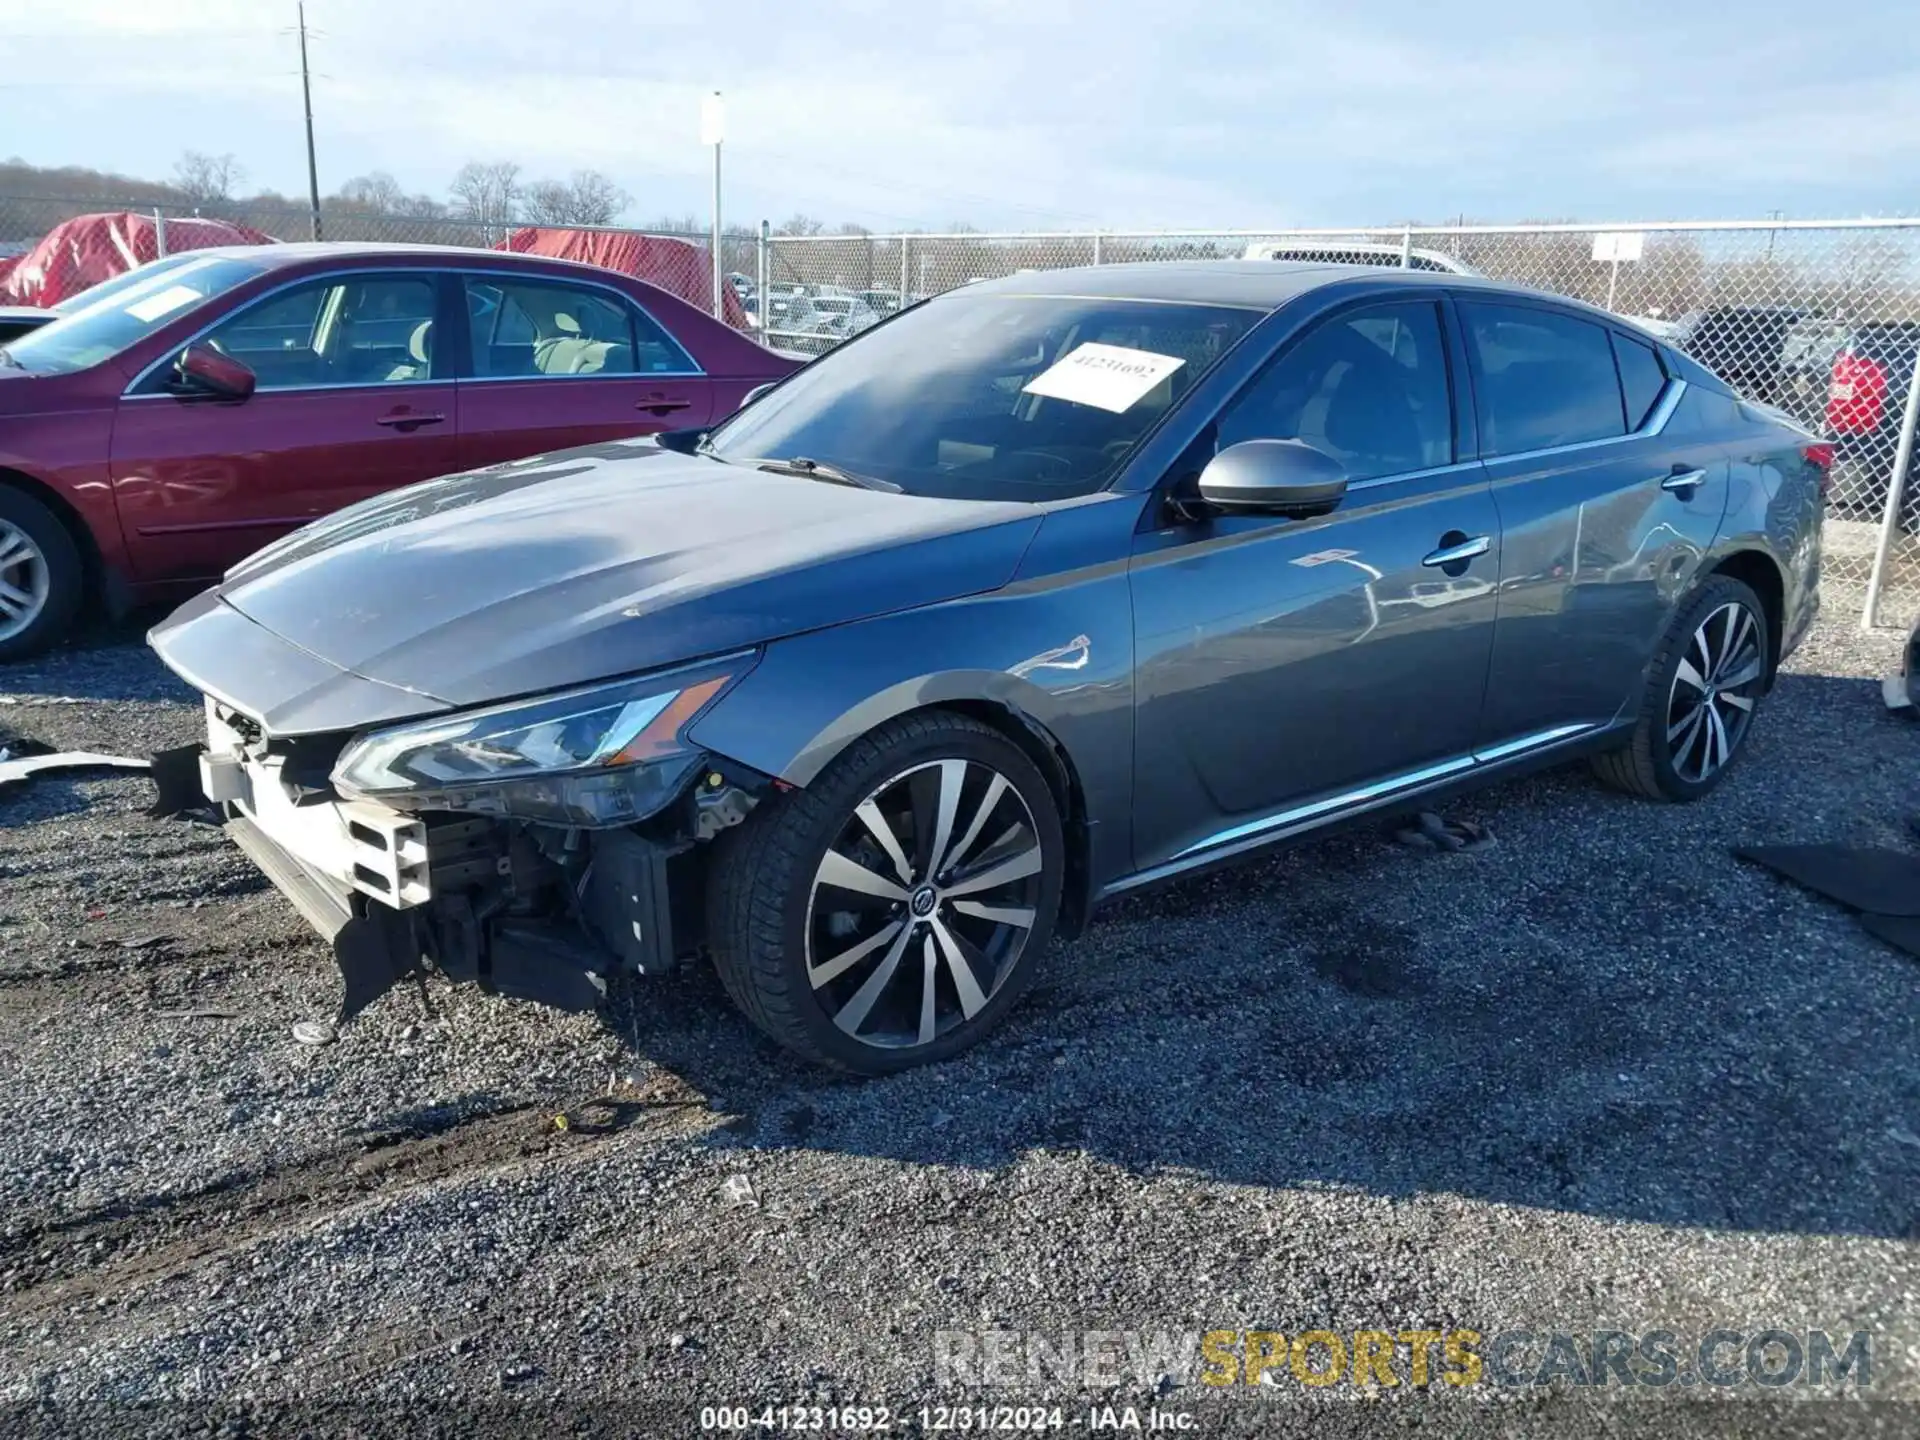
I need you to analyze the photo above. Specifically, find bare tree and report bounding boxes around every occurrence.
[639,213,704,234]
[521,169,630,227]
[173,151,246,206]
[449,161,522,234]
[335,171,408,214]
[777,214,824,237]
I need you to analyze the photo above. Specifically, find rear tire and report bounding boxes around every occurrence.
[1591,573,1770,802]
[0,487,84,664]
[707,710,1063,1074]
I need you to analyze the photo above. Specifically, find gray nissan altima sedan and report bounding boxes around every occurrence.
[149,261,1825,1072]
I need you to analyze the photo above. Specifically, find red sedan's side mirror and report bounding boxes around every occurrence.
[172,343,256,402]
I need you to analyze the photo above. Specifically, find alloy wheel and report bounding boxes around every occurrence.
[805,758,1045,1051]
[1665,601,1764,784]
[0,519,50,645]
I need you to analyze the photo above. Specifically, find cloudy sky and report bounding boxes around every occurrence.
[2,0,1916,231]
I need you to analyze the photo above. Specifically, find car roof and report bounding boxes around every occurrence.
[186,241,648,281]
[960,259,1620,320]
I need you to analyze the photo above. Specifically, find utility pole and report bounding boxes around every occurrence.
[298,2,322,240]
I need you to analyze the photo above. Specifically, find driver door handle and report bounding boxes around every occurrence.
[1661,468,1708,493]
[374,411,445,431]
[1421,534,1491,568]
[636,397,692,415]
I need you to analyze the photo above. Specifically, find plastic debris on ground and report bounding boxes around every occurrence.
[0,729,150,799]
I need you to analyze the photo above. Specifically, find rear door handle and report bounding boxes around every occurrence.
[635,397,692,415]
[1421,535,1491,568]
[1661,468,1708,493]
[374,411,446,431]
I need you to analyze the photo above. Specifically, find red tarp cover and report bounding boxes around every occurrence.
[495,227,746,328]
[0,211,275,307]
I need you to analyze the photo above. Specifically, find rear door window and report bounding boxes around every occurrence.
[463,277,697,378]
[1462,303,1628,456]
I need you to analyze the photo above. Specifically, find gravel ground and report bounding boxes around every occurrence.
[0,615,1916,1438]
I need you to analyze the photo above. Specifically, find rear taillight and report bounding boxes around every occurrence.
[1828,351,1887,434]
[1803,441,1835,493]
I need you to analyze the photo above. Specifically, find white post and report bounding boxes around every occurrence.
[1092,231,1103,266]
[757,220,770,335]
[153,208,167,258]
[1861,348,1920,630]
[701,91,726,320]
[1399,226,1411,268]
[710,141,723,319]
[899,234,911,309]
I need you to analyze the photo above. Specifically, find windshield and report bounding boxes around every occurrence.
[707,293,1261,500]
[3,255,267,375]
[49,252,200,313]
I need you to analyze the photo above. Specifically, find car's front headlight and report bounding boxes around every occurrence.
[331,654,753,826]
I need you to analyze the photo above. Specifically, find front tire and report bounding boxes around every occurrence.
[708,711,1064,1073]
[0,487,83,664]
[1591,573,1770,802]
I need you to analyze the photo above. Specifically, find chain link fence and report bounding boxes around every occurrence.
[767,221,1920,629]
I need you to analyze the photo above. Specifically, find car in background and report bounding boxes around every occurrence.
[0,305,53,343]
[1240,240,1480,275]
[858,288,907,318]
[0,243,798,659]
[1621,310,1689,344]
[1670,305,1804,404]
[783,292,882,353]
[757,284,815,336]
[150,262,1823,1072]
[1777,315,1920,526]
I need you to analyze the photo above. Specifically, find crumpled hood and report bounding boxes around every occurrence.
[211,439,1043,707]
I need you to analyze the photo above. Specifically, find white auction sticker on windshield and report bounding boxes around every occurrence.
[1021,342,1186,413]
[124,284,203,323]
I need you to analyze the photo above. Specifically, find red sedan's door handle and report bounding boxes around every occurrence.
[635,397,692,415]
[374,411,446,431]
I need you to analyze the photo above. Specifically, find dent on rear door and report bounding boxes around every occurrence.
[1477,430,1728,746]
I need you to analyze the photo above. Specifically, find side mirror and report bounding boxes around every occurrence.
[171,344,256,402]
[1195,438,1348,516]
[653,426,708,455]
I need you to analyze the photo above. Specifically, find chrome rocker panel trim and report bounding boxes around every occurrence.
[1103,721,1608,896]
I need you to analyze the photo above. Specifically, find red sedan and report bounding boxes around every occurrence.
[0,243,799,659]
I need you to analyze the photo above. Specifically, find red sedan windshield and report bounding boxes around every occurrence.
[2,255,267,376]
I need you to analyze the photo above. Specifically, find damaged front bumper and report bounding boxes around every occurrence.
[146,595,765,1023]
[152,707,715,1022]
[221,810,435,1020]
